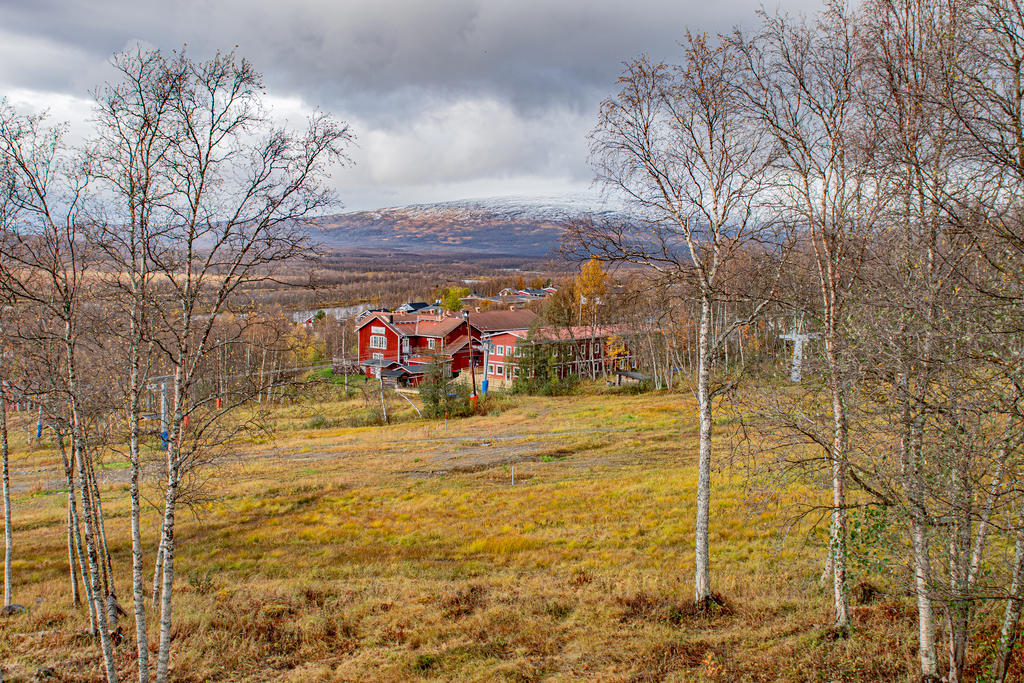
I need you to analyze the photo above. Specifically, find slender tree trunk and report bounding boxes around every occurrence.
[59,434,93,624]
[1,388,11,608]
[991,522,1024,683]
[824,329,850,631]
[911,516,939,681]
[128,352,150,683]
[74,438,118,682]
[67,499,80,605]
[946,444,974,683]
[904,399,939,680]
[155,367,183,683]
[151,540,163,610]
[820,543,834,587]
[65,321,118,682]
[694,293,714,606]
[154,457,178,683]
[88,464,113,597]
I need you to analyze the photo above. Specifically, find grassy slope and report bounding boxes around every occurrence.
[1,390,926,681]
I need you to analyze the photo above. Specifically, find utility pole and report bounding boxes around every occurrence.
[481,339,491,396]
[159,381,168,450]
[342,320,348,397]
[463,310,478,400]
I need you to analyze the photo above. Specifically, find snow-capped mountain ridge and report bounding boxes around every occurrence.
[312,195,628,260]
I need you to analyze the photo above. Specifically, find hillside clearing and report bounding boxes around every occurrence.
[0,391,952,681]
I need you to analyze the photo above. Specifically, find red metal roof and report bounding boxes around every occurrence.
[466,309,538,332]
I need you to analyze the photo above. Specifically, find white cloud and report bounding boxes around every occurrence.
[1,87,95,144]
[0,0,830,211]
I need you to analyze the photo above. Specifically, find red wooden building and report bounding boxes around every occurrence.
[481,324,636,387]
[356,309,537,386]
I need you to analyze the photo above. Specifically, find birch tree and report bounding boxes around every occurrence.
[107,51,353,682]
[87,47,185,681]
[736,0,878,633]
[0,102,119,682]
[936,1,1024,677]
[570,34,782,606]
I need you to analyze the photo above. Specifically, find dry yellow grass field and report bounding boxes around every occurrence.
[0,388,943,681]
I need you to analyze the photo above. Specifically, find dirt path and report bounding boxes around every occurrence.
[8,425,646,495]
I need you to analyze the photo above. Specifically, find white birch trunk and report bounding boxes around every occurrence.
[60,438,91,619]
[694,293,713,605]
[1,388,11,607]
[824,332,850,631]
[128,354,150,682]
[67,499,80,605]
[911,519,939,681]
[155,366,183,683]
[991,524,1024,683]
[154,458,178,683]
[151,540,163,610]
[65,319,118,682]
[74,438,118,682]
[88,464,113,597]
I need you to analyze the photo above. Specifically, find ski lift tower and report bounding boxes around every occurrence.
[146,374,173,450]
[778,331,819,383]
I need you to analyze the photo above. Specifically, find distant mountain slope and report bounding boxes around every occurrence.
[311,196,625,259]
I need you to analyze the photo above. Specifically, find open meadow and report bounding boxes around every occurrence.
[0,388,971,681]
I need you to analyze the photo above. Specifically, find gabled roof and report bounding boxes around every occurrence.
[355,312,403,335]
[359,357,400,368]
[467,309,538,332]
[396,301,430,312]
[483,329,529,341]
[390,313,465,337]
[531,324,631,342]
[381,364,429,378]
[413,317,464,337]
[443,334,483,354]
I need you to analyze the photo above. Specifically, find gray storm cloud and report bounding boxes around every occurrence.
[0,0,824,210]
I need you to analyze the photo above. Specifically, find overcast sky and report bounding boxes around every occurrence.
[0,0,824,211]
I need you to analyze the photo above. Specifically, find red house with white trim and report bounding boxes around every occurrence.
[356,309,538,386]
[481,324,635,387]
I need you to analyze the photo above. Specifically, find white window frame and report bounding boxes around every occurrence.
[428,338,436,349]
[372,352,383,360]
[495,364,505,376]
[370,334,387,349]
[488,363,496,375]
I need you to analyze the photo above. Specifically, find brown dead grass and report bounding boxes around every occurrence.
[0,388,979,681]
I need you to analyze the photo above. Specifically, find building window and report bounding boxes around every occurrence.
[372,352,383,360]
[495,344,504,356]
[514,345,522,357]
[496,364,505,376]
[488,363,496,375]
[370,334,387,349]
[371,325,385,333]
[428,338,436,349]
